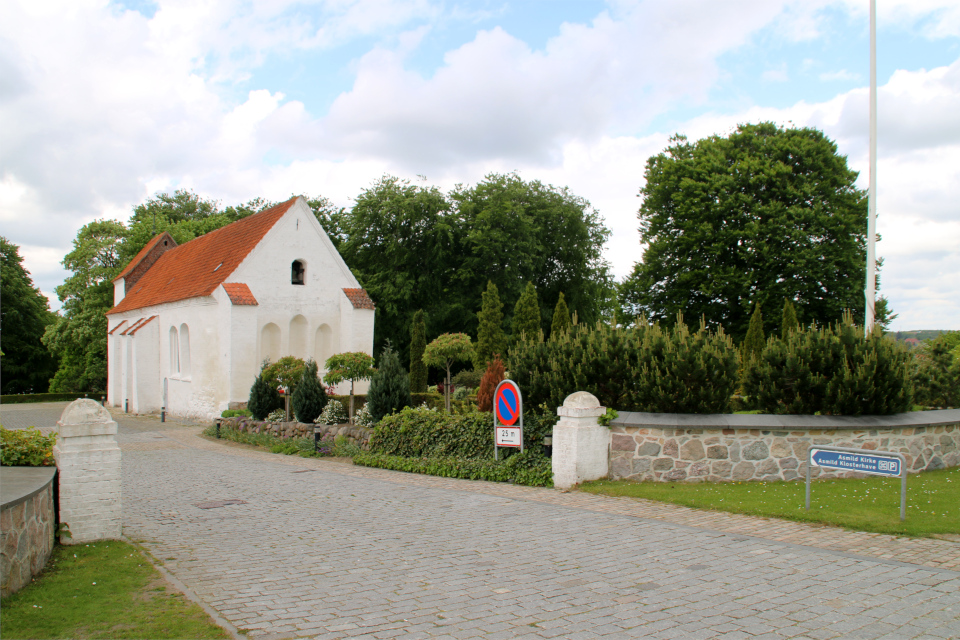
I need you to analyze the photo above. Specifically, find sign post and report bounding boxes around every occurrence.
[806,445,908,521]
[493,379,523,460]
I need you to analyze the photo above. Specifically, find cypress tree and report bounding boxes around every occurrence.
[292,359,328,423]
[248,368,282,420]
[743,303,765,362]
[781,299,799,340]
[367,343,412,422]
[409,309,428,393]
[474,280,505,370]
[550,292,571,340]
[513,282,541,343]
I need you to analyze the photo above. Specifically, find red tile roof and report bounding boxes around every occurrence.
[343,288,375,310]
[130,316,158,335]
[107,197,298,315]
[108,320,128,335]
[222,283,258,306]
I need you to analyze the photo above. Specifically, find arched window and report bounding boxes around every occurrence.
[261,323,281,363]
[169,327,180,375]
[291,260,305,285]
[179,324,191,378]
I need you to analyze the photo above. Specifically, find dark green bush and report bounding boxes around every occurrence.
[353,450,552,487]
[451,369,483,389]
[247,372,282,420]
[910,334,960,409]
[1,426,57,466]
[509,317,739,413]
[292,359,328,422]
[367,345,412,422]
[743,315,912,415]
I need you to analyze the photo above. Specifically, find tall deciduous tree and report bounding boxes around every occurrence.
[550,293,571,340]
[409,310,428,393]
[512,282,541,343]
[323,352,376,423]
[622,123,871,341]
[474,281,505,370]
[1,237,58,393]
[422,333,474,413]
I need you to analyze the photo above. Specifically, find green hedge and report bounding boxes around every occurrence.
[509,318,739,414]
[1,427,57,466]
[742,316,913,415]
[354,450,553,487]
[1,392,106,405]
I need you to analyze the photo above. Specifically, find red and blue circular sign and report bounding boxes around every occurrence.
[494,380,521,426]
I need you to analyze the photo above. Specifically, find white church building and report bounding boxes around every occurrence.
[106,196,375,420]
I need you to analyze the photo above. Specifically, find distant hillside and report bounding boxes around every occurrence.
[892,330,955,346]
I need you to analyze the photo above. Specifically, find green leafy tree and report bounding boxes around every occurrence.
[743,303,765,362]
[0,237,58,393]
[512,282,541,343]
[367,343,412,422]
[474,280,505,370]
[622,123,871,341]
[911,332,960,408]
[323,352,376,423]
[409,310,428,393]
[260,356,307,391]
[781,299,799,340]
[292,359,328,423]
[422,333,474,413]
[550,292,571,340]
[43,220,127,392]
[874,295,898,335]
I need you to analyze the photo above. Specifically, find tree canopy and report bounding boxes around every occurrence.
[1,237,58,393]
[621,122,872,341]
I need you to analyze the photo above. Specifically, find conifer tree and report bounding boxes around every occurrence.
[477,355,505,412]
[550,292,571,340]
[512,282,541,343]
[248,364,282,420]
[474,280,505,370]
[409,309,428,393]
[292,359,328,423]
[367,343,412,422]
[743,303,765,361]
[781,299,799,340]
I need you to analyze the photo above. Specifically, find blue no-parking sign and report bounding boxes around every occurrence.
[493,380,523,457]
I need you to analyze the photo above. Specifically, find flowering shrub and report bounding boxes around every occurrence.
[265,409,287,423]
[315,399,348,425]
[353,403,375,428]
[1,426,57,466]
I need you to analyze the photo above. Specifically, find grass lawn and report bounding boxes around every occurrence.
[1,540,230,640]
[580,465,960,538]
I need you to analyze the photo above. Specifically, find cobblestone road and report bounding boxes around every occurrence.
[4,403,960,639]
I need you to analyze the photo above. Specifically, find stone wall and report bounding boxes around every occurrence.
[1,468,56,597]
[609,410,960,483]
[220,417,373,448]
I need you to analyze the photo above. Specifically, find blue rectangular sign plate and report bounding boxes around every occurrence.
[809,448,901,477]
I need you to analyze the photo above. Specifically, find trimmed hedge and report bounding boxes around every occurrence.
[1,392,105,405]
[353,450,553,487]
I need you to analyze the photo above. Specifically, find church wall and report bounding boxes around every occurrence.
[131,320,161,414]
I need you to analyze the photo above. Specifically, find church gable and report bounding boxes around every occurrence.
[113,231,177,294]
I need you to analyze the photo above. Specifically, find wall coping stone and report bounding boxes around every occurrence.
[610,409,960,431]
[1,467,57,511]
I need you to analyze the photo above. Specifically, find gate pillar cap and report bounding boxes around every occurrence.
[58,399,113,426]
[558,392,605,418]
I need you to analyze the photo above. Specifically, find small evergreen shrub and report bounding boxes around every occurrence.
[292,359,328,423]
[451,369,482,389]
[910,333,960,408]
[367,344,412,422]
[248,369,283,420]
[453,386,470,401]
[409,309,428,394]
[742,314,913,415]
[316,399,348,425]
[1,426,57,466]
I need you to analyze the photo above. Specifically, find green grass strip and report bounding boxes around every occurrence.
[0,540,230,640]
[580,465,960,538]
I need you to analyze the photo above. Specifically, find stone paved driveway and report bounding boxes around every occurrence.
[4,403,960,639]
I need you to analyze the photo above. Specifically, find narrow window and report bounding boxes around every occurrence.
[291,260,305,285]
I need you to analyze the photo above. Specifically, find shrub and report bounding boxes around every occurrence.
[409,310,428,394]
[509,316,739,413]
[742,313,913,415]
[353,403,375,428]
[1,426,57,466]
[316,399,348,425]
[367,344,412,422]
[476,355,505,412]
[266,409,287,422]
[292,359,328,423]
[911,333,960,408]
[353,450,552,487]
[453,386,470,401]
[248,369,282,420]
[220,409,252,418]
[451,369,482,389]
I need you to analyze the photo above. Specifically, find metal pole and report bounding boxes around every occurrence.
[161,406,165,423]
[865,0,878,334]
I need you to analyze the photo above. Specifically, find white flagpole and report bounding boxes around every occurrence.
[865,0,877,334]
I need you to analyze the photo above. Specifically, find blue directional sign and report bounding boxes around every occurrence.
[809,448,901,477]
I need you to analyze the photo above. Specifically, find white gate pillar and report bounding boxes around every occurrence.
[54,399,122,543]
[552,391,609,490]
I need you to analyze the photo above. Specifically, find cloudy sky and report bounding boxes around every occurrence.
[1,0,958,330]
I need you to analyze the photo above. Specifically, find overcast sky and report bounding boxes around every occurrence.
[1,0,958,330]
